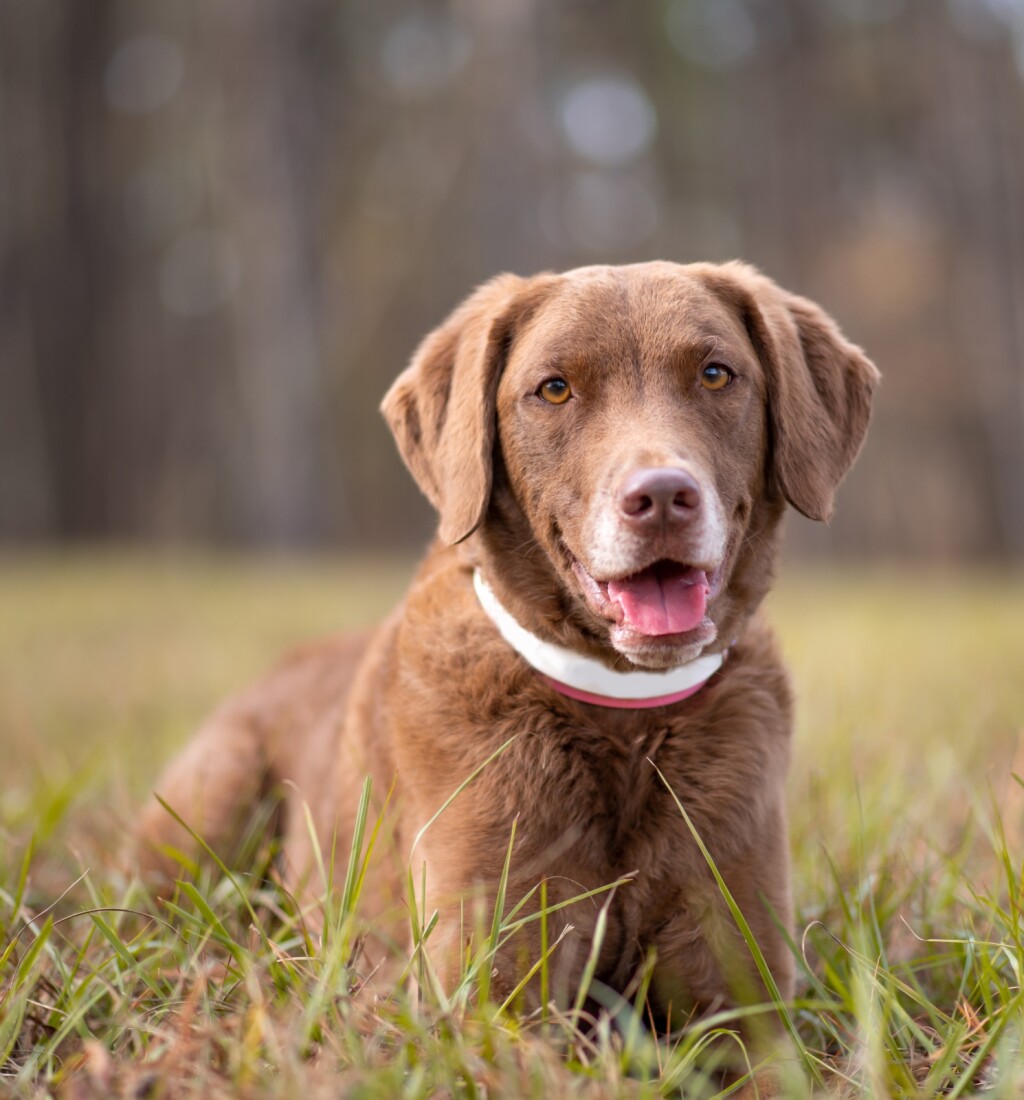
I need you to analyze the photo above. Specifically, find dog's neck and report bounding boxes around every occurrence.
[473,570,723,710]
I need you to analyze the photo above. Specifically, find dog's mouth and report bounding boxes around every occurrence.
[570,556,718,639]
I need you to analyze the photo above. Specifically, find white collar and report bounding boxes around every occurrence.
[473,570,723,709]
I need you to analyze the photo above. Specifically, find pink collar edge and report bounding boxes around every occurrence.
[538,673,715,709]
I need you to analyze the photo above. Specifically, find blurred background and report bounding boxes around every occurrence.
[2,0,1023,561]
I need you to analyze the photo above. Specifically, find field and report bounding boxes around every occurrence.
[1,553,1023,1098]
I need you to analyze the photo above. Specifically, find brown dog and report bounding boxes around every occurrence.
[137,261,878,1026]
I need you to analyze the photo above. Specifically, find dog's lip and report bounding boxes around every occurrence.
[566,550,723,636]
[569,557,624,624]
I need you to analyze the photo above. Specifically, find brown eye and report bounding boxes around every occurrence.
[701,363,733,391]
[539,378,572,404]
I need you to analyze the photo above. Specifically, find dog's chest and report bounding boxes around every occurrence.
[505,706,731,871]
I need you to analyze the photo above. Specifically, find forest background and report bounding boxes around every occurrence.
[3,0,1023,562]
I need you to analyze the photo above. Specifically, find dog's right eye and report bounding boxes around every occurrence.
[538,378,572,405]
[700,363,734,391]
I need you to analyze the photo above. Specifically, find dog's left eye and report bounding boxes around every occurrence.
[538,378,573,404]
[701,364,734,391]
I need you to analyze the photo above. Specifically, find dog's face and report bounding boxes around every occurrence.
[493,267,770,667]
[383,262,879,669]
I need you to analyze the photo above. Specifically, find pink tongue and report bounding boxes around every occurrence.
[606,569,708,636]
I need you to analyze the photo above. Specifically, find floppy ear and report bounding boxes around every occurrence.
[728,264,881,522]
[381,273,542,544]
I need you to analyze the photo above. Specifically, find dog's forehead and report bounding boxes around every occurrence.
[514,265,749,365]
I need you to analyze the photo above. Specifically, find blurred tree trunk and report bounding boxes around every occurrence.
[940,16,1024,556]
[0,1,112,538]
[200,0,333,546]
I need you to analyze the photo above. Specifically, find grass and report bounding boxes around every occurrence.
[1,550,1023,1097]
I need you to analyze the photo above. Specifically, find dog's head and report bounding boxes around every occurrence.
[383,262,879,670]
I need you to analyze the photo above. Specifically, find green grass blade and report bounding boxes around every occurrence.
[495,923,575,1017]
[177,881,247,969]
[476,816,518,1006]
[570,889,612,1025]
[410,735,518,855]
[153,793,269,945]
[540,877,549,1023]
[652,760,817,1085]
[339,776,373,919]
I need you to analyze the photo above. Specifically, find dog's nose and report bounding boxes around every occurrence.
[618,467,701,528]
